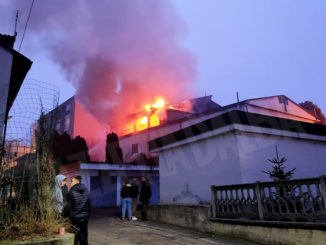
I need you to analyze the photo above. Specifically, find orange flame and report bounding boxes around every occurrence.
[136,116,149,131]
[145,97,165,111]
[123,97,167,135]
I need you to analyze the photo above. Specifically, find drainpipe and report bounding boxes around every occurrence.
[116,175,121,207]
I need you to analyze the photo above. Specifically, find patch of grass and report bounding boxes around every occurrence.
[0,204,71,241]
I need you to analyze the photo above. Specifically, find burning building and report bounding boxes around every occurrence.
[118,94,318,163]
[47,93,317,164]
[51,93,319,208]
[118,96,220,136]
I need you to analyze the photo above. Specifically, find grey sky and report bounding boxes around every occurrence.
[1,0,325,112]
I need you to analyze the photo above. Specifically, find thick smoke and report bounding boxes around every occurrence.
[9,0,197,126]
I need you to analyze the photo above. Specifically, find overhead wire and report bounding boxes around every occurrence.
[18,0,35,51]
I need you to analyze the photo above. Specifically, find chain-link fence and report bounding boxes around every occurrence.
[0,79,63,240]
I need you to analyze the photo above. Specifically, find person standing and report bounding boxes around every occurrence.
[68,175,91,245]
[139,176,151,221]
[120,179,133,221]
[130,178,139,221]
[61,178,69,217]
[61,180,69,203]
[54,174,67,214]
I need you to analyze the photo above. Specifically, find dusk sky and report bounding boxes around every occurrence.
[1,0,326,114]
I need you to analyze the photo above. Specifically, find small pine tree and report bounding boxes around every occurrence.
[262,146,296,181]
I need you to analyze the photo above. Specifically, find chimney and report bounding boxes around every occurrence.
[0,34,16,49]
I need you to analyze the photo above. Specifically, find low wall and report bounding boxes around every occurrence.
[144,204,326,245]
[0,233,74,245]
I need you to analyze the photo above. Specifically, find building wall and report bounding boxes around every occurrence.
[159,131,241,204]
[0,46,13,140]
[59,162,160,207]
[120,112,223,161]
[49,97,109,161]
[51,96,75,136]
[157,126,326,205]
[236,131,326,183]
[86,170,117,207]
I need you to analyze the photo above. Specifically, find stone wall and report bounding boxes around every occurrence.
[0,233,74,245]
[144,204,326,245]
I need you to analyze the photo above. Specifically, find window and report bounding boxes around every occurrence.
[55,120,61,133]
[132,143,138,154]
[65,103,71,113]
[64,115,70,132]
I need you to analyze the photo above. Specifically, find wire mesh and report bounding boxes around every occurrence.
[5,78,60,147]
[2,78,59,181]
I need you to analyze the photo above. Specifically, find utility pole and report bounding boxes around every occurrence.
[14,10,19,37]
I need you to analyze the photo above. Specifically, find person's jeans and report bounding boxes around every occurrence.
[71,218,88,245]
[122,198,132,218]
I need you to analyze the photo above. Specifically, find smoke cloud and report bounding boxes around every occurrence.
[8,0,197,126]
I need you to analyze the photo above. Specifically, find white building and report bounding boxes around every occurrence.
[59,161,159,207]
[120,95,317,163]
[149,110,326,205]
[0,34,32,143]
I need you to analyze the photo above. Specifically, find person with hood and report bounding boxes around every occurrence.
[139,176,152,221]
[120,178,133,221]
[54,174,67,214]
[68,175,91,245]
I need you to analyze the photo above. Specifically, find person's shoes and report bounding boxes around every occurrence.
[121,218,126,222]
[132,216,138,221]
[127,217,132,222]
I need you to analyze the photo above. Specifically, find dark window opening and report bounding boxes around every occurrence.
[132,143,138,154]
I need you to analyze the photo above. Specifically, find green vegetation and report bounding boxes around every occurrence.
[0,113,68,241]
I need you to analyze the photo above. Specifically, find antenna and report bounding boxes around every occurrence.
[14,10,19,37]
[236,92,240,103]
[19,0,35,51]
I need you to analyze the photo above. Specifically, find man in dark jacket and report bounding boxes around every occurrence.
[68,175,91,245]
[130,178,139,221]
[139,176,151,220]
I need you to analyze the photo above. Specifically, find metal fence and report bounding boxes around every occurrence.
[211,176,326,222]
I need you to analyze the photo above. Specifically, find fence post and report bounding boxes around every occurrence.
[255,182,264,220]
[319,175,326,212]
[211,185,217,218]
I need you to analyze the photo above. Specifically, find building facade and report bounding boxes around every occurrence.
[120,95,317,163]
[48,94,317,164]
[149,110,326,204]
[59,161,159,207]
[46,96,109,161]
